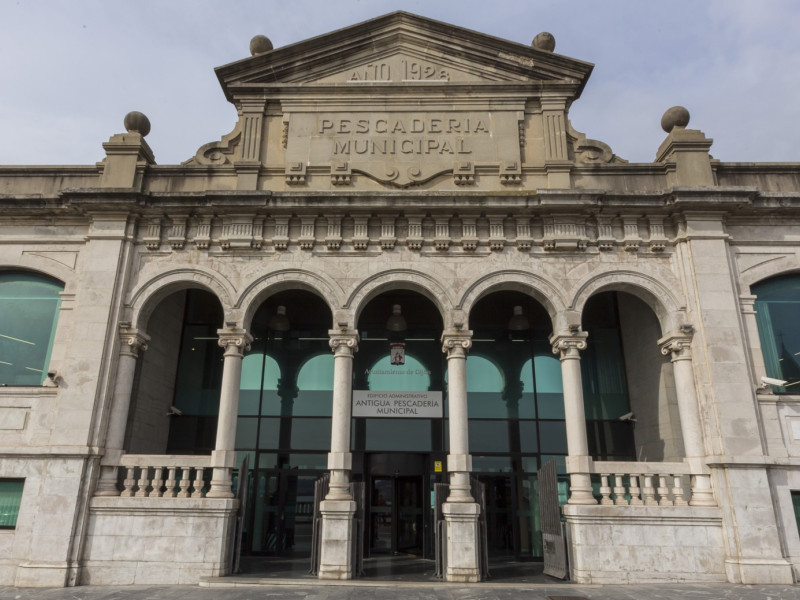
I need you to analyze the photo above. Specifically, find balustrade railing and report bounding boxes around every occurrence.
[118,454,211,499]
[590,461,691,506]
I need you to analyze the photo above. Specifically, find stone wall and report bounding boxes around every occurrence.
[81,497,235,585]
[564,504,726,583]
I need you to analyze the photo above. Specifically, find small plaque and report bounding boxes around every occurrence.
[434,460,443,473]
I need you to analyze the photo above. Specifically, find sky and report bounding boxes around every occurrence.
[1,0,799,166]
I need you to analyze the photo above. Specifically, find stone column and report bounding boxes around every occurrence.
[318,330,359,580]
[441,330,481,582]
[659,331,715,506]
[207,327,252,498]
[95,324,150,496]
[550,331,596,505]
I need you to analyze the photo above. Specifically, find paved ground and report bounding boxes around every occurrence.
[1,582,799,600]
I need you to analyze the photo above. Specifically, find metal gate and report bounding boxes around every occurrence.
[538,458,569,579]
[229,453,249,575]
[309,474,364,578]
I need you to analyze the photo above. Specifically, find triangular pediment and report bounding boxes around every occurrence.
[216,12,593,98]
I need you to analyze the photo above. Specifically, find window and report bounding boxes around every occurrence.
[0,272,63,386]
[0,479,24,528]
[753,275,800,393]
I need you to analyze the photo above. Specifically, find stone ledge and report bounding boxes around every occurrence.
[563,503,722,524]
[89,496,236,516]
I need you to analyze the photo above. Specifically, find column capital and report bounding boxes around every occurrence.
[217,327,253,356]
[118,322,150,358]
[659,331,693,360]
[441,330,473,357]
[329,330,359,355]
[550,331,588,359]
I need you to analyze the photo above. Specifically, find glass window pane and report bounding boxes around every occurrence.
[290,418,332,451]
[287,454,328,470]
[235,417,258,449]
[539,420,568,453]
[364,419,432,452]
[468,420,510,453]
[367,354,431,391]
[0,273,63,386]
[534,355,565,418]
[258,418,281,448]
[519,421,539,453]
[297,354,334,391]
[472,456,513,473]
[0,479,24,528]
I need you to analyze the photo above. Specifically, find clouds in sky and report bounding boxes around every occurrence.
[0,0,798,165]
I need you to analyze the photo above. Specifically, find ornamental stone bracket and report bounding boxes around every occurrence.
[453,162,475,186]
[285,162,307,185]
[331,161,352,186]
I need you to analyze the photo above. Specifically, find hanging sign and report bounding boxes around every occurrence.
[352,390,443,418]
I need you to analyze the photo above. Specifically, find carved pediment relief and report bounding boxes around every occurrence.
[215,12,593,97]
[311,50,518,84]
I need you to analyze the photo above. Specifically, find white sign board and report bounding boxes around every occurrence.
[352,390,443,418]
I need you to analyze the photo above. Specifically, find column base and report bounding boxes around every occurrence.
[442,501,482,583]
[318,500,356,580]
[206,478,234,499]
[724,557,794,585]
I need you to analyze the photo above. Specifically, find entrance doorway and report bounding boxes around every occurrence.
[364,452,438,558]
[370,475,423,555]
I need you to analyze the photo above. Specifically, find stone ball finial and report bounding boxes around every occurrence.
[123,111,151,137]
[661,106,690,133]
[250,35,273,56]
[532,32,556,52]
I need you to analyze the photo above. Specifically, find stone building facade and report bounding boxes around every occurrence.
[1,11,800,587]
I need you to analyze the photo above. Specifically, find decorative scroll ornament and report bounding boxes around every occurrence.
[550,332,588,358]
[218,329,253,355]
[119,324,150,358]
[329,332,360,355]
[183,120,242,166]
[441,333,473,356]
[660,333,693,360]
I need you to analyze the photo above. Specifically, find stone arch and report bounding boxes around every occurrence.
[127,267,235,331]
[0,253,75,288]
[236,269,342,331]
[739,255,800,291]
[570,270,682,334]
[345,269,452,328]
[458,270,568,331]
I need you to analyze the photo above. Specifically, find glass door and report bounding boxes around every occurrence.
[370,477,394,553]
[368,475,424,555]
[395,476,423,554]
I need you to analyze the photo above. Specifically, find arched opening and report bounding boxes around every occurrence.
[468,290,562,561]
[126,288,224,455]
[0,270,64,386]
[581,291,683,462]
[752,274,800,394]
[237,289,333,560]
[353,290,444,558]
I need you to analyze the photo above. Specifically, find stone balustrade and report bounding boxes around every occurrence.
[590,460,700,506]
[118,454,211,498]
